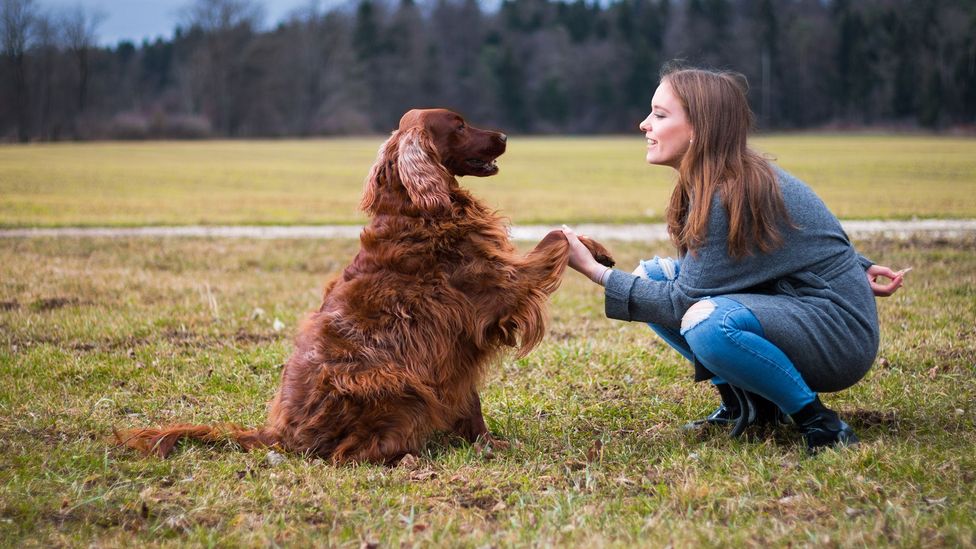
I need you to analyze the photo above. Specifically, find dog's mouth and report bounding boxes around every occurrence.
[465,157,499,176]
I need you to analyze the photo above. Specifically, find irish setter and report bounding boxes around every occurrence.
[116,108,614,464]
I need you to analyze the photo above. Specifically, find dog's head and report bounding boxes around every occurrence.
[361,109,507,215]
[397,109,507,177]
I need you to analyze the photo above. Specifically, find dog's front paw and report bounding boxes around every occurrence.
[473,433,510,458]
[593,250,615,268]
[578,236,615,268]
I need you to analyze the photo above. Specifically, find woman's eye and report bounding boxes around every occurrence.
[653,113,664,119]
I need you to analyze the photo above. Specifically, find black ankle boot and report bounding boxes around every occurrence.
[725,385,791,437]
[791,396,859,452]
[682,383,741,430]
[749,391,792,427]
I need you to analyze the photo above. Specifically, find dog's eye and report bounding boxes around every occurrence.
[456,123,465,133]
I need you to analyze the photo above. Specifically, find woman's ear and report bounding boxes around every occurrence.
[396,126,452,212]
[360,131,399,213]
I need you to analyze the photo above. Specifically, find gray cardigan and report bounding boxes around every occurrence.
[604,167,879,392]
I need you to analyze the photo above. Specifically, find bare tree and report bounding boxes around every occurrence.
[30,9,59,139]
[184,0,262,33]
[1,0,36,141]
[60,3,104,115]
[183,0,263,134]
[283,1,327,134]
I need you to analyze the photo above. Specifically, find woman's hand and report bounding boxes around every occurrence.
[866,264,909,297]
[561,225,611,285]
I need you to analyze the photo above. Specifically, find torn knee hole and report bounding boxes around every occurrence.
[633,257,678,281]
[658,257,677,280]
[680,299,716,335]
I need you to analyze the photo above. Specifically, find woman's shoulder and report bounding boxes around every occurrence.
[766,163,843,229]
[768,163,820,202]
[769,163,803,187]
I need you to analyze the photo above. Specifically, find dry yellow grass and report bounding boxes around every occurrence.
[1,134,974,227]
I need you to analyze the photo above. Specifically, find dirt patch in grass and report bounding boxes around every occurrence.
[932,346,976,366]
[37,505,150,534]
[846,409,900,428]
[450,484,508,518]
[6,329,282,355]
[161,328,282,348]
[29,297,88,312]
[232,329,281,345]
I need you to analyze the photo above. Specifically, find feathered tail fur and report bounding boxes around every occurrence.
[113,424,279,458]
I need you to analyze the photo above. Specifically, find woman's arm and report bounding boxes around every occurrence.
[562,225,689,327]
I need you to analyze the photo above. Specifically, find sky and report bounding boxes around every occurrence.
[38,0,344,46]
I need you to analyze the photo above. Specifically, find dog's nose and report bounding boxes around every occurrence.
[499,133,507,143]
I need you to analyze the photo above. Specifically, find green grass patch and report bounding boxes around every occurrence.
[1,236,973,546]
[2,135,975,227]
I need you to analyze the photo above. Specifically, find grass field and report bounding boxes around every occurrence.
[1,135,974,546]
[1,135,975,227]
[1,235,974,547]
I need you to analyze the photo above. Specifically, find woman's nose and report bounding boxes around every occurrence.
[639,116,651,132]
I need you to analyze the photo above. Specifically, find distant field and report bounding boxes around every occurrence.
[1,135,974,227]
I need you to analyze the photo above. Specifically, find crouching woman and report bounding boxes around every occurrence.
[563,65,905,451]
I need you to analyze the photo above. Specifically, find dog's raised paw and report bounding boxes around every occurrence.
[595,253,615,268]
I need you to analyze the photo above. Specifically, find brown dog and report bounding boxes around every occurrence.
[116,109,614,464]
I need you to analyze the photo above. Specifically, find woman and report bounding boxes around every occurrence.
[562,66,905,452]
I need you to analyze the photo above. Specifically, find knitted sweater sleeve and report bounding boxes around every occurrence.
[604,269,692,328]
[603,167,864,328]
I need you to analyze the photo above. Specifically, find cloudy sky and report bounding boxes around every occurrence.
[38,0,343,45]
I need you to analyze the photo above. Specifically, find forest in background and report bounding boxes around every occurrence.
[2,0,975,141]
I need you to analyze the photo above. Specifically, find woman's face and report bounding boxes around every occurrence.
[639,81,693,169]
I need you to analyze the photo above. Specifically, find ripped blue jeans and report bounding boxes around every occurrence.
[636,257,816,414]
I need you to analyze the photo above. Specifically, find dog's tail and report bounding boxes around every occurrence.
[113,423,279,458]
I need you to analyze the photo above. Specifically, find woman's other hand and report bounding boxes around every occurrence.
[561,225,611,285]
[867,264,909,297]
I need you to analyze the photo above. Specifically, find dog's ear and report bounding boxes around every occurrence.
[396,126,452,212]
[360,132,399,214]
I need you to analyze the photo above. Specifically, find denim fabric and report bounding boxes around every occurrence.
[636,257,817,414]
[634,257,694,363]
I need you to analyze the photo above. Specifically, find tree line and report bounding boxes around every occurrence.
[1,0,974,142]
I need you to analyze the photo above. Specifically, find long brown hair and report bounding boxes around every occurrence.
[662,65,790,258]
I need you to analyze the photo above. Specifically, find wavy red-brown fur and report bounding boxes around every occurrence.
[115,109,613,464]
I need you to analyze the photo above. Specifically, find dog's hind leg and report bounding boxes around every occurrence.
[450,391,489,442]
[450,391,510,450]
[330,431,421,465]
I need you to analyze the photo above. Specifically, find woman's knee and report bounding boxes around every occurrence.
[634,256,679,282]
[680,298,762,358]
[680,299,718,335]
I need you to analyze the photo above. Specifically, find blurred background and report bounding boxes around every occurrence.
[1,0,974,142]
